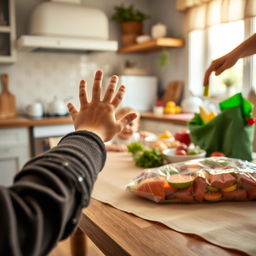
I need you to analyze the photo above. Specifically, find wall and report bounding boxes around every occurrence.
[0,0,186,113]
[147,0,187,99]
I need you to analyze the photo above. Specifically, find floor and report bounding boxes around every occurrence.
[49,237,104,256]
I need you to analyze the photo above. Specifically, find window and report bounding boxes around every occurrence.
[188,20,247,97]
[252,17,256,90]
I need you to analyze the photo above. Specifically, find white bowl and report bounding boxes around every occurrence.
[162,148,207,163]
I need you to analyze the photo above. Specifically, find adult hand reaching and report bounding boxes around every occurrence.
[203,33,256,87]
[67,70,137,142]
[203,52,239,86]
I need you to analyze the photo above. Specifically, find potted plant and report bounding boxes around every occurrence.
[222,77,236,97]
[111,4,149,47]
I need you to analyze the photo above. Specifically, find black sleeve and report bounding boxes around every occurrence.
[0,130,106,256]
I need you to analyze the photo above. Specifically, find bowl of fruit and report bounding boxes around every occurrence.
[162,144,206,163]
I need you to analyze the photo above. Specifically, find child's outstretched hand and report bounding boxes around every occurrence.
[67,70,137,142]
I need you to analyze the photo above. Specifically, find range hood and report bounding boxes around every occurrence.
[17,0,118,52]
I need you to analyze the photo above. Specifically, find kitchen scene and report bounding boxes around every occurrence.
[0,0,256,255]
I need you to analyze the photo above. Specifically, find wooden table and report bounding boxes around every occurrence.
[70,199,245,256]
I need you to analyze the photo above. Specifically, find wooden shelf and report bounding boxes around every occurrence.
[118,37,185,53]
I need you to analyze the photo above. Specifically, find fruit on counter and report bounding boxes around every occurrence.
[168,174,195,189]
[158,130,172,139]
[199,106,217,124]
[210,152,226,157]
[176,144,188,152]
[175,149,187,155]
[174,130,191,146]
[164,101,182,114]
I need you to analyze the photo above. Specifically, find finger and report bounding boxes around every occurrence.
[102,75,118,103]
[203,60,222,86]
[92,70,103,103]
[111,85,126,108]
[67,102,78,120]
[203,70,211,87]
[79,80,88,109]
[119,112,138,129]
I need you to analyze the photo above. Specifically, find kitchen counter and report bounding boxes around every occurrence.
[0,113,194,128]
[0,116,73,128]
[141,112,194,125]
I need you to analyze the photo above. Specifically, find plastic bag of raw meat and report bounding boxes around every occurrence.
[126,157,256,203]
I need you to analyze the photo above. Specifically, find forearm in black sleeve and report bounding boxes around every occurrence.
[0,130,106,256]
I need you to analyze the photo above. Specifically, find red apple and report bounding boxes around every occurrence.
[174,130,191,146]
[176,144,188,152]
[176,149,187,155]
[210,152,225,157]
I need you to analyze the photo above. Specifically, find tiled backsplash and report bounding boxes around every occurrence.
[0,51,150,114]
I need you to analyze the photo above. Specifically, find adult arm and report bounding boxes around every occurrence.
[203,33,256,86]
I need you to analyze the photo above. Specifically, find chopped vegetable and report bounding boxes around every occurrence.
[135,149,164,168]
[168,174,194,189]
[127,142,144,155]
[203,84,209,97]
[207,185,219,192]
[137,179,166,200]
[222,183,238,192]
[204,192,222,201]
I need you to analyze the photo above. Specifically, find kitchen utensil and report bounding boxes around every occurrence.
[162,81,184,105]
[26,102,43,118]
[48,97,68,116]
[0,73,16,118]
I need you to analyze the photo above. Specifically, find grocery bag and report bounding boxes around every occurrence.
[188,93,255,161]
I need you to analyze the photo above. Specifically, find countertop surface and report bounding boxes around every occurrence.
[0,113,193,128]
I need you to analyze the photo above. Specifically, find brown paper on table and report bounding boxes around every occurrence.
[92,152,256,255]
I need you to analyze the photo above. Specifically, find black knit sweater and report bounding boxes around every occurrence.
[0,131,106,256]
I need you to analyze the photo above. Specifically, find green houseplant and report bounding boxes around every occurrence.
[111,4,149,46]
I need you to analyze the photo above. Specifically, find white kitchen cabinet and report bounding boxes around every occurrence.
[140,119,187,135]
[0,127,30,186]
[0,0,16,63]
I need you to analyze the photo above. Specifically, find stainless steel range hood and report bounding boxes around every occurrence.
[17,0,118,52]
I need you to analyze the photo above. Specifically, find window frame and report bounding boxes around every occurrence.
[187,18,255,98]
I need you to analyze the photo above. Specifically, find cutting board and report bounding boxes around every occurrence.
[161,81,183,105]
[0,73,16,118]
[248,89,256,116]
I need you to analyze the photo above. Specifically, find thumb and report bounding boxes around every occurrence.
[119,112,138,129]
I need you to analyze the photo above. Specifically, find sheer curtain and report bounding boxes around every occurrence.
[176,0,256,32]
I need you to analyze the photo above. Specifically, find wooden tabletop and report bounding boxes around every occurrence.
[77,199,244,256]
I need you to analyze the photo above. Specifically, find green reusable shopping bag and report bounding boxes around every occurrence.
[188,93,255,161]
